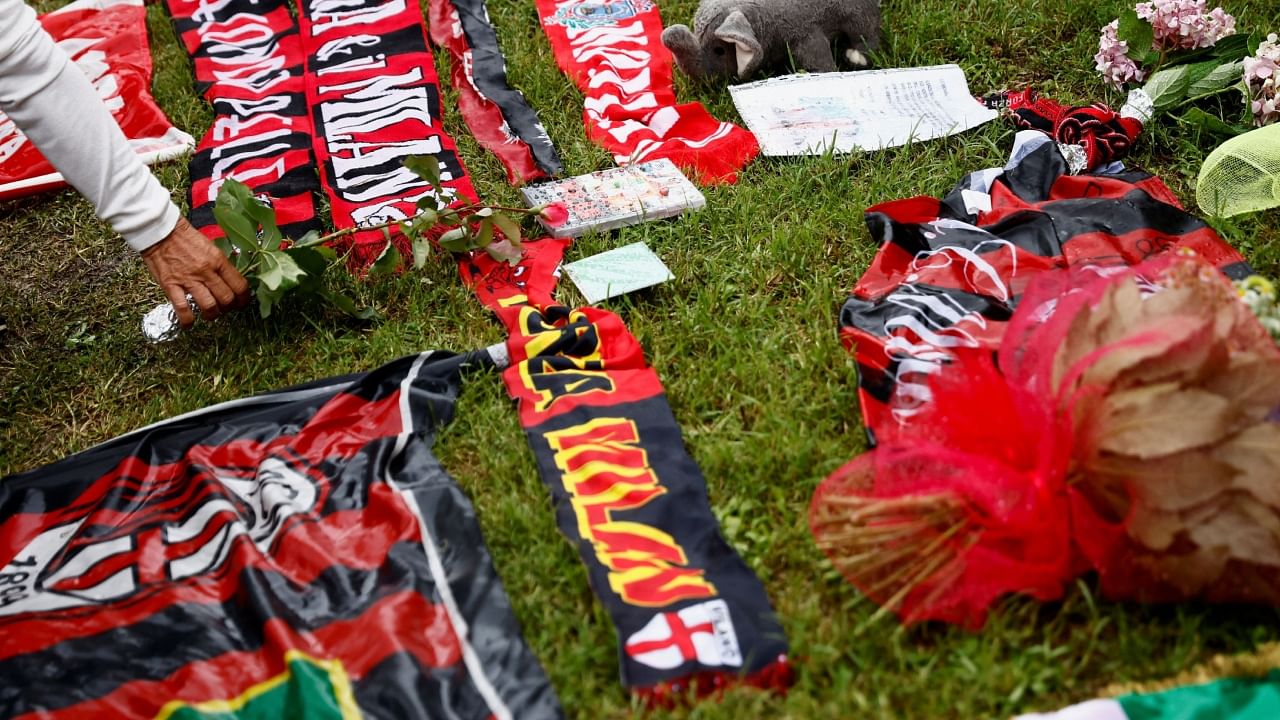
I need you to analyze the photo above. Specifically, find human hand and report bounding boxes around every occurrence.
[141,217,250,328]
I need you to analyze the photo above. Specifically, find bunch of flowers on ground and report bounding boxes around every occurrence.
[1095,2,1276,133]
[1244,33,1279,125]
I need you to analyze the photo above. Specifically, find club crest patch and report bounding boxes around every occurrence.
[542,0,655,29]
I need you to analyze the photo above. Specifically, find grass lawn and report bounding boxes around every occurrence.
[4,0,1280,717]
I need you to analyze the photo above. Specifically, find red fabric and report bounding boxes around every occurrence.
[427,0,545,185]
[1004,88,1143,170]
[296,0,480,268]
[0,0,190,200]
[166,0,323,240]
[532,0,759,184]
[816,255,1275,628]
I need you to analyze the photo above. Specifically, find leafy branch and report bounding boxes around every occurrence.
[212,154,566,320]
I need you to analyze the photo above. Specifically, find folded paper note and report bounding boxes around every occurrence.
[563,242,674,304]
[729,64,998,156]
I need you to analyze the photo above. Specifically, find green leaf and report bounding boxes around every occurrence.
[368,241,402,276]
[285,247,330,292]
[1176,107,1250,138]
[213,194,258,255]
[415,208,438,229]
[1187,59,1245,98]
[411,235,432,270]
[491,211,521,246]
[293,230,325,247]
[256,284,285,318]
[474,218,494,248]
[438,227,472,253]
[213,236,233,260]
[257,250,306,292]
[404,155,442,189]
[319,289,378,320]
[1116,9,1155,64]
[1142,64,1194,110]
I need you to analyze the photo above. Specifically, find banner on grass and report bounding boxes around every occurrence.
[166,0,324,240]
[533,0,759,184]
[0,351,562,720]
[0,0,194,201]
[297,0,481,267]
[461,245,792,702]
[428,0,565,185]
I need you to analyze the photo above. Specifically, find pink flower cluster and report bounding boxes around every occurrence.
[1136,0,1236,50]
[1096,20,1146,90]
[1096,1,1237,90]
[1245,33,1279,126]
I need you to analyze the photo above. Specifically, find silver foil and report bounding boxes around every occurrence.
[1057,143,1089,175]
[141,295,197,343]
[1120,88,1155,125]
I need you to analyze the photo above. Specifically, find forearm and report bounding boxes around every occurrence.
[0,0,178,251]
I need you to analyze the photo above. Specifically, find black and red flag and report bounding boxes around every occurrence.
[840,131,1250,439]
[0,350,562,720]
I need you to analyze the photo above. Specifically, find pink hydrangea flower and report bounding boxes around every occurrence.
[1245,33,1280,126]
[1096,20,1146,90]
[1134,0,1236,51]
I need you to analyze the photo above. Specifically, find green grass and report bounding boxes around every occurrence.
[4,0,1280,717]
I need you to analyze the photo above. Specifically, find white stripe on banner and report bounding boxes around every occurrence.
[387,352,514,720]
[1014,698,1129,720]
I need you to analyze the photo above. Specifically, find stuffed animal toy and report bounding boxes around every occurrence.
[661,0,881,80]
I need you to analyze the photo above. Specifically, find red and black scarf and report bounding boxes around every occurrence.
[167,0,325,239]
[533,0,759,184]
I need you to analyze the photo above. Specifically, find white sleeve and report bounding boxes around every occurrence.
[0,0,179,252]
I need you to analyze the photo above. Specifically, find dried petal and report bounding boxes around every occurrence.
[1202,358,1280,425]
[1186,493,1280,563]
[1215,423,1280,509]
[1097,383,1233,458]
[1127,502,1185,550]
[1082,314,1209,389]
[1089,450,1234,511]
[1135,544,1231,596]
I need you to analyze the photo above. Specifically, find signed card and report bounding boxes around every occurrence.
[563,242,674,304]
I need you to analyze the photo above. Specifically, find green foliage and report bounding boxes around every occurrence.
[209,155,546,318]
[1117,7,1155,64]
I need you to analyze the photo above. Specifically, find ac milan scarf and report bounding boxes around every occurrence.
[460,243,792,704]
[984,88,1145,171]
[533,0,759,184]
[296,0,481,267]
[167,0,324,240]
[428,0,564,184]
[840,131,1249,438]
[0,351,562,719]
[0,0,193,202]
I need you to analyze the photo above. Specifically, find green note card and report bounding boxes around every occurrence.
[563,242,674,305]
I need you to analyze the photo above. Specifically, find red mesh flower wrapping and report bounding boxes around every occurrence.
[813,256,1280,627]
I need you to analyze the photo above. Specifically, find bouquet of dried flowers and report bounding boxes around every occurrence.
[811,254,1280,627]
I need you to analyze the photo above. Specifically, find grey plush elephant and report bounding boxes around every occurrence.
[661,0,881,80]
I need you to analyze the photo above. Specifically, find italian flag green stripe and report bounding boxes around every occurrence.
[1017,670,1280,720]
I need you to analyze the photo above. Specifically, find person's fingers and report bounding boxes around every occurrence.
[189,285,220,321]
[216,259,251,307]
[205,273,236,311]
[164,284,196,329]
